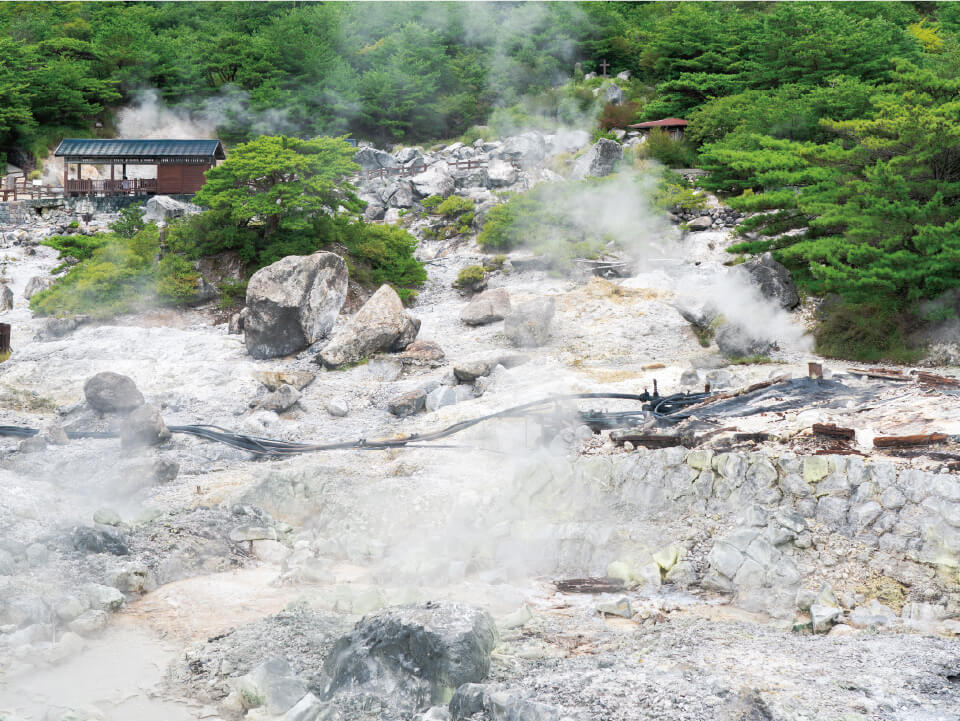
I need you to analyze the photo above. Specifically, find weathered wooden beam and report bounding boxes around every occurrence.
[808,362,823,379]
[610,432,688,448]
[847,367,910,381]
[916,371,960,389]
[874,433,948,448]
[813,423,855,440]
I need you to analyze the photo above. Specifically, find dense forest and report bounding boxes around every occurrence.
[6,1,960,359]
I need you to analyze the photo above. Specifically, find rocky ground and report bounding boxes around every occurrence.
[0,133,958,721]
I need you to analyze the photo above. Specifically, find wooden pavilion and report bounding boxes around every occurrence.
[54,138,226,197]
[628,118,688,140]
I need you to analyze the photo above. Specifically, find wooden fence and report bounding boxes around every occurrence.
[363,157,520,181]
[0,175,64,202]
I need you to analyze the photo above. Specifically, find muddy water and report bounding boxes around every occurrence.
[0,618,199,720]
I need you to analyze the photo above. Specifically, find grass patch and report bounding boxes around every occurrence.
[725,355,776,365]
[814,301,923,364]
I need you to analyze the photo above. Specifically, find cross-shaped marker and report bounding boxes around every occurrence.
[599,59,610,77]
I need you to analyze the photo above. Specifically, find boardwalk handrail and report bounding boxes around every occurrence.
[363,156,520,181]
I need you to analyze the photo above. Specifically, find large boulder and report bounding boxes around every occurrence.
[321,602,498,715]
[84,372,144,413]
[569,139,622,179]
[736,253,800,310]
[24,275,54,299]
[410,165,455,199]
[142,195,200,223]
[497,133,546,168]
[395,147,425,167]
[503,297,555,348]
[486,159,517,188]
[715,323,775,359]
[381,180,415,208]
[460,288,511,326]
[354,147,399,171]
[244,252,348,359]
[318,285,420,368]
[605,82,624,105]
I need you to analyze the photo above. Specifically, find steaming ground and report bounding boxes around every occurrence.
[1,204,959,721]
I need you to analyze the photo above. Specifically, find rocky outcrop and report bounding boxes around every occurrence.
[486,159,517,188]
[84,372,144,413]
[460,288,511,326]
[411,165,455,198]
[569,139,622,179]
[496,132,546,169]
[736,253,800,310]
[318,284,420,368]
[354,147,399,171]
[504,297,555,347]
[605,82,624,105]
[244,252,347,359]
[23,275,53,299]
[321,603,498,716]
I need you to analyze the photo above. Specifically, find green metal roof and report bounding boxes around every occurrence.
[55,138,226,161]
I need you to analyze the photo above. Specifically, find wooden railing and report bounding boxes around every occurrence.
[1,175,64,201]
[363,157,520,181]
[65,178,158,196]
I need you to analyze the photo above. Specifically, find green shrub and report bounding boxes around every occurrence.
[155,253,201,303]
[110,205,146,239]
[31,227,160,318]
[637,128,698,168]
[217,278,248,309]
[337,220,426,300]
[434,195,474,218]
[421,195,443,211]
[455,265,486,289]
[68,220,79,229]
[42,233,110,261]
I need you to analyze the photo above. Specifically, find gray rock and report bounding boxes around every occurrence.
[395,147,424,167]
[401,340,446,364]
[388,389,426,417]
[93,508,121,526]
[810,584,841,632]
[383,180,415,208]
[363,203,386,222]
[229,526,278,542]
[411,165,455,199]
[120,404,171,447]
[686,216,713,231]
[570,139,622,180]
[84,372,144,413]
[453,359,495,383]
[504,297,555,348]
[597,597,632,618]
[0,282,12,310]
[84,583,124,611]
[486,159,517,187]
[105,561,157,594]
[72,526,128,556]
[714,323,774,359]
[143,195,200,222]
[24,275,54,299]
[318,285,420,368]
[254,370,317,392]
[244,252,348,359]
[498,133,546,168]
[605,82,624,105]
[242,658,308,715]
[326,397,349,417]
[679,369,700,386]
[736,253,800,310]
[460,288,511,326]
[322,602,497,714]
[283,692,339,721]
[849,600,897,628]
[708,542,743,580]
[426,386,459,412]
[260,384,302,413]
[68,609,109,636]
[228,310,245,334]
[354,147,399,171]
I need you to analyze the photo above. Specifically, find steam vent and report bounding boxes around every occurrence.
[2,3,960,721]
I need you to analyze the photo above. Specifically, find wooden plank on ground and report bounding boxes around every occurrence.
[813,423,855,440]
[873,433,948,448]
